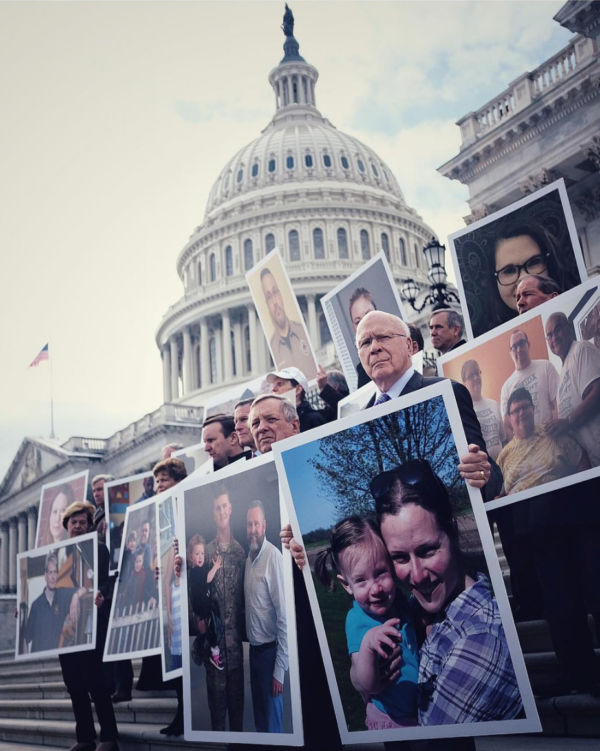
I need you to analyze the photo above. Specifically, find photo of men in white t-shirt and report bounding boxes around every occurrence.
[461,359,506,461]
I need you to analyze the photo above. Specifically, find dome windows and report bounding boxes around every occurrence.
[337,228,349,259]
[251,163,259,178]
[225,246,233,277]
[341,156,349,170]
[360,230,370,260]
[414,243,421,268]
[209,253,217,283]
[313,228,325,259]
[265,233,276,253]
[357,159,366,173]
[323,154,332,168]
[237,169,244,183]
[268,158,276,173]
[305,154,313,168]
[371,163,379,177]
[286,155,295,169]
[289,230,300,261]
[244,239,254,271]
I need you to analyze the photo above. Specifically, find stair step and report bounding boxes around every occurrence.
[0,718,226,751]
[525,649,600,690]
[537,695,600,737]
[0,699,177,725]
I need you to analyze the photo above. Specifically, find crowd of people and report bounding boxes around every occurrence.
[20,263,600,751]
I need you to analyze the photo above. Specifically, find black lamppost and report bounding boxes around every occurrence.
[401,237,460,312]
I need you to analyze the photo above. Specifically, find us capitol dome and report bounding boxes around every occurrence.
[156,10,437,405]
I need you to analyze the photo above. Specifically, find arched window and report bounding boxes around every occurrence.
[231,330,237,376]
[251,163,259,178]
[268,158,276,173]
[236,169,243,183]
[371,163,379,177]
[320,314,332,346]
[209,337,217,384]
[305,154,313,168]
[209,253,216,282]
[360,230,370,260]
[341,156,349,169]
[337,228,349,259]
[323,154,332,168]
[244,325,251,373]
[225,246,233,277]
[197,261,202,286]
[399,238,407,265]
[381,233,390,261]
[414,243,421,268]
[244,239,253,271]
[289,229,300,261]
[265,233,276,253]
[357,159,365,173]
[313,227,325,259]
[286,155,294,169]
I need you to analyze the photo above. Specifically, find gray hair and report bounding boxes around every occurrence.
[430,308,464,338]
[45,551,58,573]
[327,370,349,396]
[248,500,266,518]
[91,474,114,486]
[250,393,299,423]
[517,274,561,296]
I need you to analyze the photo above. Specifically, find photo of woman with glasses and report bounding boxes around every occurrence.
[449,182,586,340]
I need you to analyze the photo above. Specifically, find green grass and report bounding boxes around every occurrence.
[312,573,367,732]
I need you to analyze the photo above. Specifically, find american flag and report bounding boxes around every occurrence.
[29,343,49,368]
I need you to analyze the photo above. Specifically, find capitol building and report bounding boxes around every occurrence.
[156,21,436,405]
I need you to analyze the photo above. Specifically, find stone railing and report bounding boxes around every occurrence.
[62,436,108,453]
[105,403,203,452]
[458,36,595,146]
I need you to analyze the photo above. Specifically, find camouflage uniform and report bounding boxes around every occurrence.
[205,536,246,731]
[269,318,317,381]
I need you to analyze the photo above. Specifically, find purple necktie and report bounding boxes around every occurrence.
[375,393,391,405]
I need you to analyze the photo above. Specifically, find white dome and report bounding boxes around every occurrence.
[205,114,406,217]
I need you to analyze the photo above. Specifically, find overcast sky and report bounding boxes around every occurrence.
[0,0,570,480]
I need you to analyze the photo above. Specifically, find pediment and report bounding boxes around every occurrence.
[0,438,67,498]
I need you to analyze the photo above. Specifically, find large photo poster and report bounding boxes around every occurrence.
[104,496,161,661]
[448,180,587,340]
[246,247,318,382]
[105,471,156,573]
[16,532,98,660]
[35,470,89,549]
[439,279,600,511]
[156,491,183,680]
[273,381,539,744]
[172,443,213,478]
[203,373,274,420]
[178,454,302,745]
[321,252,408,392]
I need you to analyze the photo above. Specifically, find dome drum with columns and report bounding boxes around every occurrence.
[156,10,438,405]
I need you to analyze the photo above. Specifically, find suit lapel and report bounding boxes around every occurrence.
[399,370,424,396]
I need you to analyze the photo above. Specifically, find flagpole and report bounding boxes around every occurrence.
[49,339,56,439]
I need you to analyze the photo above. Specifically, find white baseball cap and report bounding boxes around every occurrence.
[266,367,308,392]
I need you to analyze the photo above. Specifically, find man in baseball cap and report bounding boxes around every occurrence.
[266,367,329,433]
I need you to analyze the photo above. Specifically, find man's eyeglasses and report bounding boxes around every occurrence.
[545,323,568,342]
[509,403,533,417]
[369,459,447,504]
[509,339,529,353]
[495,254,549,286]
[358,333,407,352]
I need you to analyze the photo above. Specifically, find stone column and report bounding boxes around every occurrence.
[162,345,172,402]
[183,327,193,395]
[307,294,319,348]
[222,309,233,381]
[257,318,269,374]
[0,523,9,592]
[9,518,17,591]
[200,318,209,389]
[215,323,224,383]
[233,319,243,378]
[170,338,179,401]
[247,304,258,376]
[27,507,37,551]
[18,514,27,554]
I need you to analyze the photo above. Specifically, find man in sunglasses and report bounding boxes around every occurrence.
[500,329,559,439]
[356,310,501,499]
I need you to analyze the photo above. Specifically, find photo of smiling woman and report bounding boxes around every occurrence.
[275,385,538,742]
[449,181,586,340]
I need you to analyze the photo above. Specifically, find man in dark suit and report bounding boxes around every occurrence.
[358,310,501,499]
